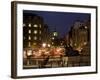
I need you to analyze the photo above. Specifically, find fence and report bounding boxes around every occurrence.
[23,55,90,69]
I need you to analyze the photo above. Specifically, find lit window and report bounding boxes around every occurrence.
[34,30,38,34]
[28,36,31,40]
[52,37,54,40]
[40,24,41,28]
[53,32,58,36]
[61,43,63,45]
[33,24,38,27]
[74,43,77,46]
[52,42,54,44]
[33,43,36,45]
[84,42,87,45]
[23,23,25,27]
[39,31,41,34]
[85,26,88,29]
[28,30,31,34]
[23,50,27,58]
[34,36,37,40]
[28,23,31,27]
[28,42,31,47]
[24,50,26,54]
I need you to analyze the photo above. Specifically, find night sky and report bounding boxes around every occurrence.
[23,10,90,38]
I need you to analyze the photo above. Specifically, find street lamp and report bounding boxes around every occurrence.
[27,50,32,56]
[47,44,51,47]
[42,43,46,48]
[26,50,32,65]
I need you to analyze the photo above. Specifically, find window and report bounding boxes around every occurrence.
[23,37,26,40]
[33,43,36,45]
[34,30,38,34]
[28,23,31,27]
[28,36,31,40]
[23,50,27,58]
[39,24,41,28]
[34,36,37,40]
[28,30,31,34]
[52,37,54,40]
[33,24,38,27]
[83,42,87,45]
[53,32,58,36]
[51,42,54,44]
[23,23,25,27]
[74,43,77,46]
[28,42,31,47]
[85,26,88,29]
[39,31,41,34]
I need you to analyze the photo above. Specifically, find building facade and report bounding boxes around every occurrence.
[23,12,49,48]
[50,30,59,46]
[68,20,90,55]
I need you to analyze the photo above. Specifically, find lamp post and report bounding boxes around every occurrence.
[42,43,46,48]
[26,50,32,65]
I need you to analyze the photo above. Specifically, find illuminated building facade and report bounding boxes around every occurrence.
[42,24,50,45]
[68,20,90,54]
[23,13,49,48]
[50,30,59,46]
[72,21,88,48]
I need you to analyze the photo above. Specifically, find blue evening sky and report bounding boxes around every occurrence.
[23,10,90,38]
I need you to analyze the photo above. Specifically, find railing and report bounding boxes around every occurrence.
[67,55,90,67]
[23,55,90,69]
